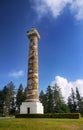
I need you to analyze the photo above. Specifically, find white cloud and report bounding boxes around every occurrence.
[32,0,72,19]
[31,0,83,21]
[51,76,83,102]
[9,70,24,78]
[70,0,83,21]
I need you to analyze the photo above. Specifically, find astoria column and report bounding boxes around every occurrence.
[20,28,43,114]
[26,28,40,102]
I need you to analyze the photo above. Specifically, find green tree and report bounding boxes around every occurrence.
[7,81,15,114]
[76,87,83,115]
[45,86,54,113]
[23,87,27,101]
[53,83,69,113]
[68,88,77,113]
[16,84,24,112]
[2,86,10,116]
[2,82,15,116]
[0,90,4,115]
[39,90,47,113]
[68,96,73,112]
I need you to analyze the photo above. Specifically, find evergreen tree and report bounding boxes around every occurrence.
[0,90,4,115]
[2,82,15,115]
[2,86,10,115]
[39,90,47,113]
[76,87,83,115]
[68,88,77,113]
[23,87,27,101]
[7,81,15,114]
[53,83,69,113]
[76,87,81,111]
[68,96,73,112]
[45,86,54,113]
[16,84,24,112]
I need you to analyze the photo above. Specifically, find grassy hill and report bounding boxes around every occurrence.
[0,118,83,130]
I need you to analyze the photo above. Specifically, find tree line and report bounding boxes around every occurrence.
[40,84,83,116]
[0,81,27,116]
[0,81,83,116]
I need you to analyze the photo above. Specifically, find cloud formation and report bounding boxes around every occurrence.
[51,76,83,101]
[9,70,24,78]
[71,0,83,20]
[32,0,83,21]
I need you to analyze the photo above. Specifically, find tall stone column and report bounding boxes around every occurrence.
[20,28,44,114]
[26,28,40,102]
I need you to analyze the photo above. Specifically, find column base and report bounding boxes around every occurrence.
[20,101,44,114]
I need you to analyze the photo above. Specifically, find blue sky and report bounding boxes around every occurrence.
[0,0,83,97]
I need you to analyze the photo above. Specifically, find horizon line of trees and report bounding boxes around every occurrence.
[0,81,27,116]
[39,84,83,116]
[0,81,83,116]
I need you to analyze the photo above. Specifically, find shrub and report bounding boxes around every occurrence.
[15,113,80,119]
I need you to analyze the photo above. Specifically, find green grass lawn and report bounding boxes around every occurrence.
[0,118,83,130]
